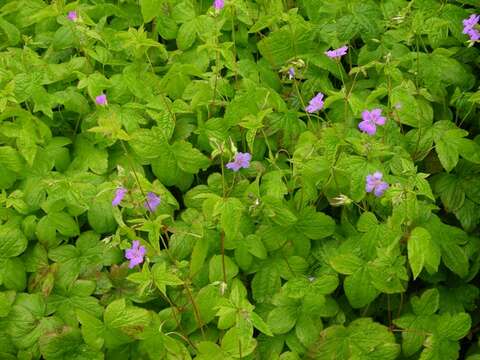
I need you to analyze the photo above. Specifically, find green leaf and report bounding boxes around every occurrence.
[69,136,108,175]
[283,277,310,299]
[209,255,239,283]
[262,196,298,227]
[151,146,191,187]
[190,238,209,277]
[130,127,167,161]
[221,327,256,358]
[418,51,475,96]
[221,198,244,245]
[344,266,378,308]
[196,341,225,360]
[310,275,339,296]
[267,305,298,334]
[295,312,322,347]
[170,141,210,174]
[436,138,459,172]
[419,334,460,360]
[252,264,281,303]
[152,263,183,295]
[433,122,469,172]
[39,327,103,360]
[245,234,267,259]
[330,254,364,275]
[1,258,26,291]
[456,138,480,164]
[439,240,469,278]
[194,284,221,329]
[312,318,400,360]
[251,312,273,337]
[157,15,178,40]
[261,170,288,200]
[47,212,80,237]
[176,21,197,51]
[295,207,335,240]
[140,0,162,23]
[0,224,28,258]
[87,192,116,234]
[258,24,315,67]
[368,250,408,294]
[53,26,76,50]
[424,216,469,278]
[433,174,464,212]
[437,313,471,341]
[411,289,440,316]
[0,17,21,47]
[104,299,151,335]
[393,313,430,357]
[408,227,431,279]
[357,212,378,232]
[0,290,15,317]
[391,84,433,128]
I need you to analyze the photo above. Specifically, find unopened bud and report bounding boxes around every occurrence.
[329,194,352,206]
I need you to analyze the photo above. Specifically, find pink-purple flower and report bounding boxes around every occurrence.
[125,240,146,268]
[213,0,225,10]
[366,172,389,197]
[226,152,251,171]
[67,11,78,22]
[112,187,127,206]
[325,46,348,59]
[463,14,480,41]
[305,93,324,113]
[144,192,161,212]
[358,108,386,135]
[95,94,107,106]
[288,67,295,80]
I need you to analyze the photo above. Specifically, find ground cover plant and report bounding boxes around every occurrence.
[0,0,480,359]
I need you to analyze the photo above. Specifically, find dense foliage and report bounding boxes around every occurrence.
[0,0,480,359]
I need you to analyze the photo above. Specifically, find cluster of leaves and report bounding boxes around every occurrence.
[0,0,480,359]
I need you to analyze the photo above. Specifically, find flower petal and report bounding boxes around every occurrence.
[373,172,383,180]
[358,120,376,135]
[374,182,389,197]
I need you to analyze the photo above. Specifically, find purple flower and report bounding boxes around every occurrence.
[463,14,480,41]
[95,94,107,106]
[213,0,225,10]
[465,28,480,41]
[226,152,251,171]
[305,92,324,113]
[366,172,389,197]
[144,192,161,212]
[325,46,348,59]
[112,187,127,206]
[125,240,146,268]
[464,14,479,28]
[67,11,78,22]
[358,108,386,135]
[288,67,295,80]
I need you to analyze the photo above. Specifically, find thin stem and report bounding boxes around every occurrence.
[184,282,206,338]
[220,149,226,197]
[230,5,238,82]
[387,295,392,328]
[220,231,227,285]
[120,141,153,212]
[159,292,197,350]
[292,79,313,127]
[210,12,221,117]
